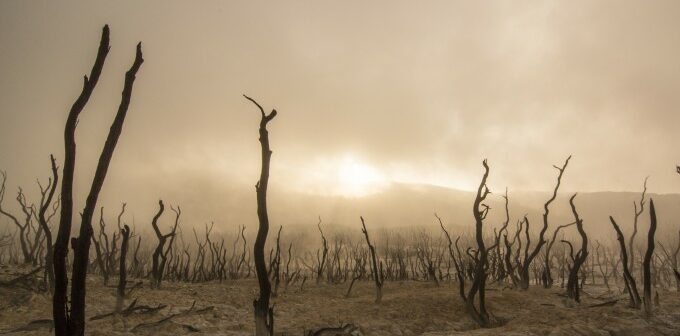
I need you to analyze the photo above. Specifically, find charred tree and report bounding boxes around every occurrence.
[518,156,570,290]
[150,201,179,288]
[245,94,277,336]
[0,172,36,264]
[52,25,143,336]
[116,224,131,312]
[628,177,648,275]
[642,199,658,317]
[316,217,329,284]
[53,28,110,335]
[361,216,384,303]
[37,155,60,293]
[459,159,499,327]
[542,221,576,288]
[609,216,642,308]
[565,194,588,302]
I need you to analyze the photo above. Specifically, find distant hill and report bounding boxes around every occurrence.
[56,178,680,245]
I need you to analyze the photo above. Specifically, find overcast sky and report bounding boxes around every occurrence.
[1,0,679,215]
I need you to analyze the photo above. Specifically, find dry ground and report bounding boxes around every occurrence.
[1,266,679,335]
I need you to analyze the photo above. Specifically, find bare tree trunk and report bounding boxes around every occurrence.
[53,26,110,336]
[360,217,383,303]
[316,217,328,285]
[609,216,641,308]
[565,194,588,303]
[116,225,130,312]
[629,178,648,275]
[52,25,143,336]
[518,156,570,289]
[37,155,59,294]
[643,199,658,317]
[245,95,277,336]
[543,221,576,288]
[69,40,143,336]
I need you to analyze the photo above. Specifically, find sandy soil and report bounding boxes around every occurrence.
[1,267,679,335]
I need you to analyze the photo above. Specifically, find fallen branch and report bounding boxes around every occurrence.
[0,267,43,287]
[588,300,618,308]
[130,301,213,333]
[89,298,167,321]
[0,319,53,334]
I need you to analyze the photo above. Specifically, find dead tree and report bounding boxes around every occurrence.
[270,226,282,297]
[0,172,36,264]
[518,156,570,290]
[36,155,60,293]
[245,94,277,336]
[150,201,179,288]
[116,224,131,312]
[659,230,679,291]
[609,216,642,308]
[642,199,658,317]
[52,25,144,336]
[460,159,497,327]
[542,221,576,288]
[316,217,329,284]
[594,241,612,291]
[345,248,367,298]
[360,216,384,303]
[91,207,117,285]
[629,177,648,275]
[565,194,588,302]
[228,225,247,278]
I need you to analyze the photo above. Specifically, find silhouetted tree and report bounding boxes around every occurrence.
[360,216,384,303]
[565,194,588,302]
[116,224,131,312]
[643,199,658,317]
[459,159,499,327]
[0,172,37,264]
[628,177,648,275]
[245,94,277,336]
[518,156,570,290]
[36,155,60,293]
[150,200,179,288]
[609,216,642,308]
[52,24,143,336]
[316,217,329,285]
[542,221,576,288]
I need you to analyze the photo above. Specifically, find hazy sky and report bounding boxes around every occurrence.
[1,0,680,214]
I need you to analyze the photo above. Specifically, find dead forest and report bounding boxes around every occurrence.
[1,25,680,336]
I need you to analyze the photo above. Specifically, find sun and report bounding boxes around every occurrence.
[335,156,386,197]
[285,153,388,197]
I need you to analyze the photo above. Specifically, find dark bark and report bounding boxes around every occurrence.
[565,194,588,303]
[53,26,110,336]
[37,155,59,294]
[629,177,648,274]
[150,200,178,288]
[643,199,658,317]
[609,216,641,308]
[542,221,576,288]
[69,40,143,336]
[116,224,130,312]
[0,173,36,264]
[316,217,329,284]
[245,95,277,336]
[361,216,384,303]
[52,25,143,336]
[519,156,570,289]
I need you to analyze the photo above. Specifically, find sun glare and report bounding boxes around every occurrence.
[335,156,387,197]
[288,154,388,197]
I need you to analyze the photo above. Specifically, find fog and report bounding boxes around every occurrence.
[1,0,679,232]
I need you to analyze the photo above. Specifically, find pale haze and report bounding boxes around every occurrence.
[1,1,679,230]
